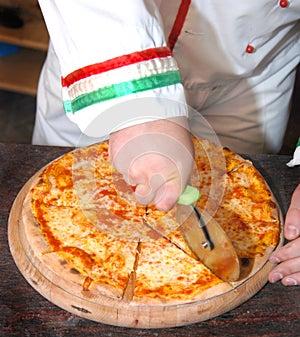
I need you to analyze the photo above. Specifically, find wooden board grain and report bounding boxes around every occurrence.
[8,170,284,329]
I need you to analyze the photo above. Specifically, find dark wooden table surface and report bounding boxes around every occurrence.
[1,143,300,337]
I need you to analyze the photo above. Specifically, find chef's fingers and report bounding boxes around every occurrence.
[134,182,179,211]
[284,184,300,240]
[132,167,182,211]
[268,256,300,286]
[133,174,163,206]
[282,272,300,286]
[269,237,300,285]
[153,180,181,211]
[270,237,300,263]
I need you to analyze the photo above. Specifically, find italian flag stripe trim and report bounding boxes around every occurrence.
[62,47,173,87]
[64,70,181,113]
[66,57,178,101]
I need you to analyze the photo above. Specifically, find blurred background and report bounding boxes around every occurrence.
[0,0,299,154]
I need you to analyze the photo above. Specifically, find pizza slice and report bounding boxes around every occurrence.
[31,198,139,298]
[131,237,226,304]
[217,159,280,258]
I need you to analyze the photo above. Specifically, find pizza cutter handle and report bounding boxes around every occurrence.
[178,185,201,205]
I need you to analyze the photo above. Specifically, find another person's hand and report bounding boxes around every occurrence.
[269,184,300,285]
[109,117,194,211]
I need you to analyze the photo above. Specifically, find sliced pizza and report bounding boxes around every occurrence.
[28,137,280,304]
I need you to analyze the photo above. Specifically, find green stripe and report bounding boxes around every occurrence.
[64,70,181,113]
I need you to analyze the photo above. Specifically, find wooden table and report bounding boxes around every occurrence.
[1,143,300,336]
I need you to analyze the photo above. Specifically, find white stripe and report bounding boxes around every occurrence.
[65,56,178,100]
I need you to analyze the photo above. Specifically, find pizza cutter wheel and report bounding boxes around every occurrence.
[176,186,240,282]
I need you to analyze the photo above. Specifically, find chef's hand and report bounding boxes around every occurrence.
[269,184,300,286]
[109,117,194,211]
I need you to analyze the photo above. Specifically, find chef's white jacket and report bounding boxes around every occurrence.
[33,0,300,154]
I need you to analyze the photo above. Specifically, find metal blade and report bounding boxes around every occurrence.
[176,204,240,282]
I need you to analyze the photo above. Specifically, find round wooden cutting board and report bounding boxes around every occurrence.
[8,157,284,329]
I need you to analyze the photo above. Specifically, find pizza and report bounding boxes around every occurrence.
[28,138,281,304]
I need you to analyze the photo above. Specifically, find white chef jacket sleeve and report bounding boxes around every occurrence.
[38,0,187,138]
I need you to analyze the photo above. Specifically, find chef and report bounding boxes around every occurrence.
[33,1,300,286]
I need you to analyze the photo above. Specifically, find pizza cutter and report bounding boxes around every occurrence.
[176,185,240,282]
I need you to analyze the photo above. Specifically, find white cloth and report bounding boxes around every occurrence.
[33,0,300,153]
[32,42,87,146]
[287,138,300,167]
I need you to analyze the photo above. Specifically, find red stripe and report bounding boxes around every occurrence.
[62,47,172,87]
[167,0,191,51]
